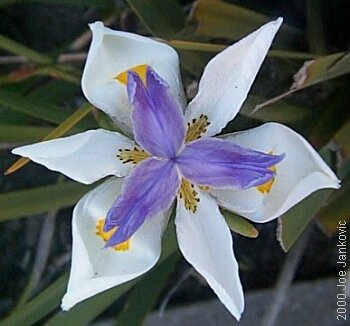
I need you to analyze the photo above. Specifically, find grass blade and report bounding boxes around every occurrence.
[0,181,94,221]
[0,33,52,64]
[0,273,68,326]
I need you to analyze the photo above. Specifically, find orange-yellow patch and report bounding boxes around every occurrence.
[115,64,148,85]
[96,218,131,251]
[178,179,200,213]
[117,146,150,164]
[185,114,210,143]
[257,165,276,194]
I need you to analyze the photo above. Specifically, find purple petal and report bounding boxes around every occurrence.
[176,137,285,189]
[127,67,185,158]
[104,158,180,247]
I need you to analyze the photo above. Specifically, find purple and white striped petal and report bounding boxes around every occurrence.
[105,158,180,246]
[212,123,340,222]
[62,177,168,310]
[127,67,185,158]
[82,22,185,135]
[176,137,284,189]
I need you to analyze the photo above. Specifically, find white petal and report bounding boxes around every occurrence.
[211,123,340,223]
[12,129,134,184]
[82,22,186,134]
[185,18,283,137]
[61,177,167,310]
[175,190,244,320]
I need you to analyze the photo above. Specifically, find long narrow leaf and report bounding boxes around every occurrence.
[0,34,52,64]
[255,52,350,111]
[115,253,179,325]
[166,40,316,60]
[191,0,301,45]
[126,0,185,37]
[0,273,68,326]
[222,209,259,238]
[0,90,76,124]
[277,189,333,251]
[0,125,53,142]
[0,182,94,221]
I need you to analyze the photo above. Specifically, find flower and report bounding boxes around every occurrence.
[12,18,340,320]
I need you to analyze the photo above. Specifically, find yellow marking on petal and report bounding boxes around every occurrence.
[185,114,210,143]
[96,218,131,251]
[115,64,148,85]
[257,165,276,194]
[178,179,200,213]
[117,146,150,165]
[198,185,210,192]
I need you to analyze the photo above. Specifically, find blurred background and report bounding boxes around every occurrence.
[0,0,349,325]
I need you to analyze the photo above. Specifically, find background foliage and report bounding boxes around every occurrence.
[0,0,349,325]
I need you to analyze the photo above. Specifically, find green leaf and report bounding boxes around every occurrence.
[240,95,309,123]
[167,40,316,60]
[0,89,74,124]
[116,253,179,325]
[255,52,350,111]
[317,172,350,235]
[277,189,333,251]
[0,273,68,326]
[28,80,78,103]
[125,0,186,37]
[222,209,259,238]
[0,182,94,221]
[0,110,34,125]
[0,0,113,7]
[45,281,137,326]
[333,116,350,160]
[35,65,81,85]
[0,124,53,142]
[302,89,350,149]
[32,0,113,6]
[0,90,95,128]
[301,52,350,87]
[191,0,301,45]
[0,34,52,64]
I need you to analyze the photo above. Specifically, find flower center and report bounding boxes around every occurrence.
[185,114,210,143]
[95,218,131,251]
[117,146,150,164]
[178,179,200,213]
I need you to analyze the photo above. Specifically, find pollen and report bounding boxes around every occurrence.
[117,146,150,164]
[115,64,148,85]
[257,165,276,194]
[96,218,131,251]
[185,114,210,143]
[179,179,200,213]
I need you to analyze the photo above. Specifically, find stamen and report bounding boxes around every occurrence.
[117,146,150,165]
[185,114,210,143]
[115,64,148,85]
[96,218,131,251]
[257,165,276,194]
[178,179,200,213]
